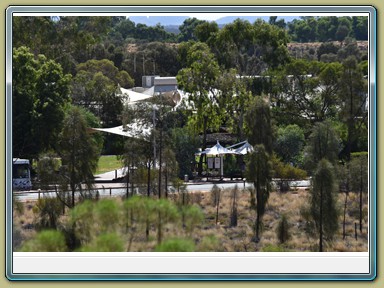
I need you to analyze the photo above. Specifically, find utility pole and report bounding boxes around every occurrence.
[143,54,145,75]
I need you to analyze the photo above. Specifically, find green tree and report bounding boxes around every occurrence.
[70,199,122,246]
[20,230,67,252]
[80,233,125,252]
[338,56,368,161]
[57,106,101,208]
[317,42,340,61]
[274,124,305,166]
[12,46,71,160]
[276,214,291,244]
[195,21,219,44]
[244,96,273,154]
[178,18,206,42]
[213,19,254,74]
[350,153,368,233]
[171,127,200,179]
[176,42,222,174]
[71,59,134,127]
[123,196,157,243]
[309,159,340,252]
[36,151,61,191]
[317,17,339,42]
[154,199,180,244]
[13,17,56,57]
[33,197,63,230]
[245,144,272,242]
[304,121,340,173]
[212,19,290,75]
[351,16,368,40]
[181,205,204,237]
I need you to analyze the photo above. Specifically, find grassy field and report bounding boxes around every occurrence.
[95,155,123,175]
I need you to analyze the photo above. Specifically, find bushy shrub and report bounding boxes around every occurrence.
[155,238,195,252]
[276,214,291,244]
[20,230,67,252]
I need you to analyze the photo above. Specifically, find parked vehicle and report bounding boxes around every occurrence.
[12,158,32,191]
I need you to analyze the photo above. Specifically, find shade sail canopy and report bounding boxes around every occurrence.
[232,141,254,155]
[197,141,240,156]
[120,87,154,104]
[90,123,151,140]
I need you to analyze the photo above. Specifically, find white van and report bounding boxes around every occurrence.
[12,158,32,191]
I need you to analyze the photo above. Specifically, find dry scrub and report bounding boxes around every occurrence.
[13,187,368,252]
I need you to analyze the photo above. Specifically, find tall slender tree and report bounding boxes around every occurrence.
[350,153,368,233]
[244,95,273,154]
[310,159,339,252]
[338,56,368,161]
[245,144,272,242]
[57,106,100,208]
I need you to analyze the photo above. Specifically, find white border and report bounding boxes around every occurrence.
[13,252,369,274]
[7,6,375,280]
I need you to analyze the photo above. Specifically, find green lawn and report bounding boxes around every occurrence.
[95,155,123,175]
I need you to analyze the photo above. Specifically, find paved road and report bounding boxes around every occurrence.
[14,179,310,202]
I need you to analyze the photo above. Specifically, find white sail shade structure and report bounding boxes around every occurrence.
[119,87,155,105]
[90,123,151,141]
[230,141,254,155]
[195,141,240,178]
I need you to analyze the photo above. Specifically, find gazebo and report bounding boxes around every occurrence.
[196,141,240,178]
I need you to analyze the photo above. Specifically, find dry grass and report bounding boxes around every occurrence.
[13,187,368,252]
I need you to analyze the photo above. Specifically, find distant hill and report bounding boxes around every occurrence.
[128,16,189,27]
[129,15,300,28]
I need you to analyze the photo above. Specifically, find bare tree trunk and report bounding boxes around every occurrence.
[359,165,363,233]
[343,191,348,240]
[198,116,208,176]
[147,161,151,197]
[215,189,221,225]
[165,165,168,199]
[319,185,323,252]
[158,128,162,199]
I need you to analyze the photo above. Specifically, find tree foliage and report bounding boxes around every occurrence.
[288,16,367,43]
[309,159,340,252]
[244,96,273,154]
[13,46,71,160]
[57,106,101,208]
[245,144,272,241]
[304,121,340,172]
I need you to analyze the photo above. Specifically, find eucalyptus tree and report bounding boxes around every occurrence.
[309,159,340,252]
[252,19,291,72]
[71,59,134,127]
[350,153,368,233]
[213,19,255,75]
[178,18,206,42]
[338,56,368,161]
[12,46,71,160]
[304,120,340,173]
[57,105,101,208]
[194,21,219,44]
[176,42,222,174]
[270,59,342,130]
[274,124,305,166]
[244,95,273,154]
[12,16,56,58]
[245,144,272,242]
[211,19,290,75]
[121,103,154,197]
